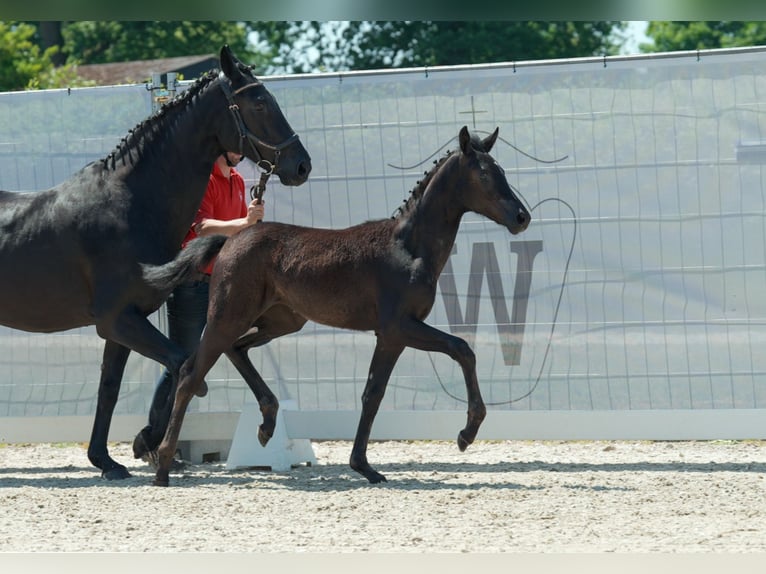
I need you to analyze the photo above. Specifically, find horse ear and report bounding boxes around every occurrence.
[220,44,245,82]
[459,126,472,154]
[482,127,499,152]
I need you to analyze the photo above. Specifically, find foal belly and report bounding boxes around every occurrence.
[284,286,377,332]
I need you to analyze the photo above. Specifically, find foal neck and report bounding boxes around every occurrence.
[394,152,465,261]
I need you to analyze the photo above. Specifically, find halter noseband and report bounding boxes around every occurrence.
[218,73,301,199]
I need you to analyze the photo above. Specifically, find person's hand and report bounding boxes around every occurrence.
[247,199,265,224]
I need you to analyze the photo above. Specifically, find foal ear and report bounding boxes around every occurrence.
[459,125,472,155]
[482,127,499,153]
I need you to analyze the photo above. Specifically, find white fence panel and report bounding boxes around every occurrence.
[2,47,766,444]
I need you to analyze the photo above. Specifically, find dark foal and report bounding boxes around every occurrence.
[155,126,530,486]
[0,45,310,479]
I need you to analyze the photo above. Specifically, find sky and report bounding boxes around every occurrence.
[620,21,652,54]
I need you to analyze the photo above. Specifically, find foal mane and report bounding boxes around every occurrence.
[390,131,492,220]
[100,69,220,171]
[391,149,454,220]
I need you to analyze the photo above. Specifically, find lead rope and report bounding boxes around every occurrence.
[250,159,276,222]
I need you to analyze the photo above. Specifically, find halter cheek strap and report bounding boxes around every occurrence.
[218,72,301,197]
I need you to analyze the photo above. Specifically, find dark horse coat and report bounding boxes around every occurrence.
[0,45,311,479]
[154,126,530,486]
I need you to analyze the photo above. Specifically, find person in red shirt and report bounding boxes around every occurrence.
[133,151,264,467]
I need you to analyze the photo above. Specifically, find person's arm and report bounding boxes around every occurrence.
[194,199,265,237]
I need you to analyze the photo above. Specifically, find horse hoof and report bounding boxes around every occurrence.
[195,380,209,397]
[457,431,471,452]
[153,478,169,487]
[367,472,388,484]
[102,466,131,480]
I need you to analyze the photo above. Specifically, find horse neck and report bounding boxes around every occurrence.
[395,157,465,272]
[115,78,227,249]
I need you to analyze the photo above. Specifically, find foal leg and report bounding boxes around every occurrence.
[225,305,308,446]
[134,280,210,459]
[225,347,278,447]
[153,359,199,487]
[350,339,404,483]
[154,337,229,486]
[87,340,132,480]
[397,317,486,451]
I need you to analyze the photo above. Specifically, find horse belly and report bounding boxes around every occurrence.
[0,268,92,332]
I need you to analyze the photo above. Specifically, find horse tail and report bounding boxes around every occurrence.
[141,234,227,293]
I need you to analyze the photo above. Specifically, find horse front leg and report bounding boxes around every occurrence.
[96,307,188,461]
[398,317,486,452]
[88,340,132,480]
[350,339,404,483]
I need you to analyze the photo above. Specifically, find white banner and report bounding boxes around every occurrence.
[2,48,766,432]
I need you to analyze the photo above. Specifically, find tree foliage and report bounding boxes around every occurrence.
[0,21,79,91]
[250,21,626,74]
[21,20,759,92]
[59,21,257,65]
[643,21,766,52]
[0,20,261,91]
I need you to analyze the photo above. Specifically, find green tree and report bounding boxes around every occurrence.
[59,21,258,66]
[0,21,57,91]
[1,21,262,91]
[643,21,766,52]
[249,21,626,74]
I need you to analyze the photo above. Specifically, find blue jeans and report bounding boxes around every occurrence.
[140,279,209,449]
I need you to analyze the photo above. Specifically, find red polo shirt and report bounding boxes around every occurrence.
[182,161,247,274]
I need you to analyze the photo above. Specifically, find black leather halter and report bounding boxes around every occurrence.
[218,73,301,199]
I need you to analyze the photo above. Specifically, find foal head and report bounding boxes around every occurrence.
[216,45,311,186]
[458,126,530,235]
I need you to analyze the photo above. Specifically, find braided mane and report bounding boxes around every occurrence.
[391,149,455,219]
[100,69,219,171]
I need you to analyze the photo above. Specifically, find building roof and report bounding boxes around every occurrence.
[74,54,219,86]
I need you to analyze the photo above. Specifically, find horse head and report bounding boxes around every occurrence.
[217,45,312,186]
[458,125,530,235]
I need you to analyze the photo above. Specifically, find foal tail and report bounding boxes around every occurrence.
[141,234,227,294]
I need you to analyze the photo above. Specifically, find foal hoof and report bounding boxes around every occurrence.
[257,426,272,447]
[195,380,209,397]
[153,471,170,487]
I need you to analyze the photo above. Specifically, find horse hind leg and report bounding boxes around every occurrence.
[154,341,225,486]
[88,340,132,480]
[225,305,308,446]
[225,346,277,447]
[153,367,197,487]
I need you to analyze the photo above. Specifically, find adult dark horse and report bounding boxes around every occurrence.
[0,45,311,480]
[153,126,530,486]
